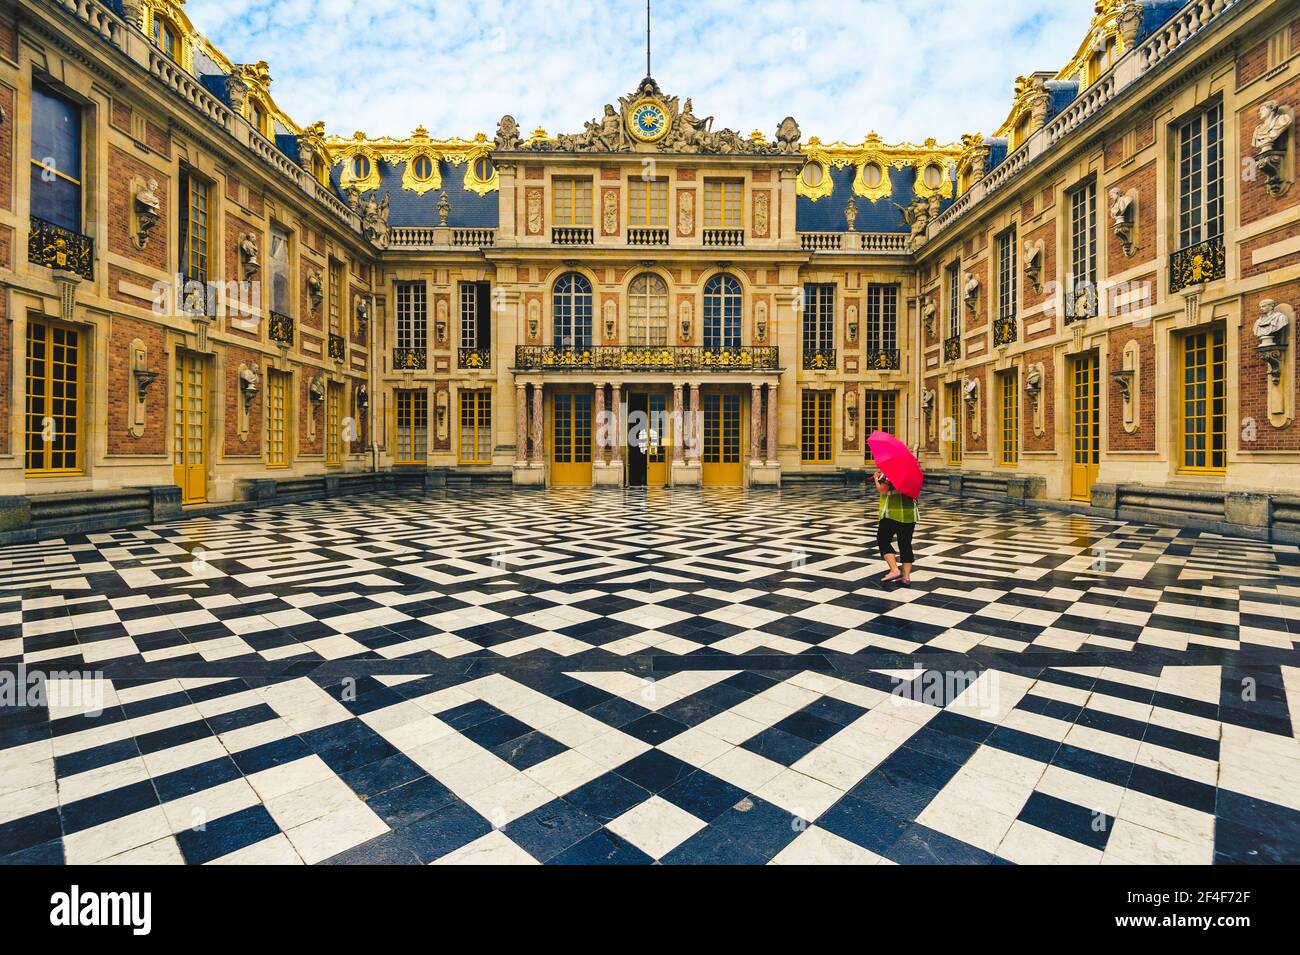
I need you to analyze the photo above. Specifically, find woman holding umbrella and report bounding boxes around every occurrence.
[866,431,924,586]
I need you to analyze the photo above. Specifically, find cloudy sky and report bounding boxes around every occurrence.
[186,0,1094,144]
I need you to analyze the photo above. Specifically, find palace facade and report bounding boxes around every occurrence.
[1,0,1299,538]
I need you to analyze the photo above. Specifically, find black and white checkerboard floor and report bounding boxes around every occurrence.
[2,488,1298,864]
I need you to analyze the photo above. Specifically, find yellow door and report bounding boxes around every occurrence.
[326,383,343,467]
[646,392,668,487]
[551,389,593,486]
[1071,353,1100,501]
[702,392,743,486]
[173,351,208,504]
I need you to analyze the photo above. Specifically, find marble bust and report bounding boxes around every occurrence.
[1254,298,1289,348]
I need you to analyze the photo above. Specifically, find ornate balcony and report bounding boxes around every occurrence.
[1170,236,1226,293]
[702,228,745,247]
[1064,285,1098,324]
[393,346,427,371]
[514,345,779,372]
[459,347,491,369]
[269,311,295,347]
[328,333,346,363]
[943,335,961,362]
[452,228,496,247]
[552,227,594,246]
[993,315,1018,346]
[864,347,900,370]
[628,227,670,246]
[29,216,94,281]
[802,348,836,371]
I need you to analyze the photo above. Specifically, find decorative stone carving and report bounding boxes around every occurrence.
[963,376,980,438]
[894,196,931,252]
[603,300,616,341]
[755,300,768,342]
[357,192,391,248]
[1025,362,1045,438]
[847,304,859,344]
[306,269,323,312]
[127,338,154,440]
[355,384,369,412]
[1255,297,1290,349]
[1255,300,1296,427]
[844,197,858,233]
[1117,1,1144,48]
[1252,100,1295,197]
[527,299,541,340]
[237,363,260,411]
[132,368,158,403]
[435,389,450,442]
[225,75,249,114]
[773,117,802,155]
[1024,238,1044,293]
[308,375,326,404]
[1109,187,1136,256]
[437,191,451,226]
[754,191,770,237]
[132,178,160,250]
[526,189,543,234]
[678,190,695,235]
[355,297,370,338]
[494,115,521,150]
[921,389,936,442]
[238,233,260,280]
[602,189,619,235]
[845,389,858,445]
[921,297,936,337]
[1115,340,1140,434]
[435,298,449,345]
[679,301,692,341]
[963,274,980,314]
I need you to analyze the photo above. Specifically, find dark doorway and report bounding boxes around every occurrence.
[626,392,648,487]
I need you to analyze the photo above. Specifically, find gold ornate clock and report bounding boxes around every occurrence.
[627,99,670,143]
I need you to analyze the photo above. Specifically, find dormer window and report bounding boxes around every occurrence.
[152,15,179,60]
[351,155,371,180]
[922,163,943,191]
[861,163,884,190]
[800,162,824,188]
[411,155,435,182]
[247,99,269,137]
[474,157,494,181]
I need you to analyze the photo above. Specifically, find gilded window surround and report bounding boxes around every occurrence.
[325,130,499,196]
[796,134,964,202]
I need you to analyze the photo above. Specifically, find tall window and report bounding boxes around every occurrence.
[459,390,492,465]
[803,284,835,355]
[179,169,210,290]
[552,178,592,226]
[395,281,427,351]
[703,274,742,349]
[946,261,961,340]
[553,272,593,349]
[863,391,898,462]
[267,370,289,468]
[1181,327,1227,473]
[1068,179,1097,318]
[866,284,898,352]
[269,225,291,317]
[628,273,669,346]
[395,390,428,465]
[704,180,743,228]
[30,85,83,232]
[946,381,963,466]
[25,320,82,474]
[997,228,1017,322]
[1177,102,1224,251]
[325,384,342,467]
[801,390,833,463]
[999,371,1019,466]
[629,178,668,226]
[328,260,343,335]
[460,281,492,350]
[152,14,179,59]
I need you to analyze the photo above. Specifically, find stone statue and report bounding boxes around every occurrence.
[133,178,161,250]
[1025,365,1043,407]
[355,297,370,338]
[1252,101,1294,195]
[921,389,934,414]
[356,384,369,411]
[237,364,259,409]
[1117,1,1144,48]
[844,197,858,232]
[1254,298,1290,348]
[238,232,260,279]
[494,115,521,150]
[307,270,323,312]
[358,192,391,248]
[1110,187,1135,255]
[1024,239,1043,292]
[437,191,451,226]
[895,196,931,250]
[921,297,936,337]
[963,274,980,313]
[963,377,979,404]
[308,375,326,404]
[773,117,801,155]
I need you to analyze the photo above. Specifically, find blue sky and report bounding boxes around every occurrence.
[186,0,1094,144]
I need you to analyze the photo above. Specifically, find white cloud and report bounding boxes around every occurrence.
[186,0,1093,143]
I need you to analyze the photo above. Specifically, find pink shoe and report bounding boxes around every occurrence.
[882,571,901,583]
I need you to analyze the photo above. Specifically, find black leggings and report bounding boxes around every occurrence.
[877,518,915,564]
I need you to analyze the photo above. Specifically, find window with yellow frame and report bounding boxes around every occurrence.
[863,391,898,463]
[800,390,833,463]
[151,13,181,61]
[704,180,743,228]
[1180,326,1227,473]
[999,370,1019,466]
[325,384,343,467]
[629,177,668,227]
[459,390,492,465]
[267,370,289,468]
[946,381,963,466]
[552,178,593,226]
[395,389,428,465]
[25,319,83,475]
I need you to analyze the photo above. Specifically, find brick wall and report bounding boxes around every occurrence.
[225,215,262,341]
[300,257,321,330]
[1106,323,1155,452]
[223,346,264,456]
[1236,40,1268,89]
[299,374,323,455]
[1024,220,1057,342]
[1240,281,1300,451]
[106,315,167,455]
[0,84,13,211]
[1024,345,1055,453]
[1241,220,1300,280]
[1239,75,1300,227]
[924,375,939,453]
[968,257,988,331]
[0,19,16,62]
[966,364,988,453]
[107,146,168,270]
[1108,161,1157,266]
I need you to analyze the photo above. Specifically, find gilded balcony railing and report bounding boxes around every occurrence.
[514,345,779,372]
[993,315,1018,346]
[28,216,94,280]
[1170,236,1226,293]
[864,347,900,370]
[802,348,836,371]
[328,333,346,362]
[269,311,295,347]
[393,346,427,370]
[459,347,491,369]
[1064,285,1098,324]
[943,336,961,362]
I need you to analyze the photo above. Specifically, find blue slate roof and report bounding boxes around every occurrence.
[1136,1,1184,43]
[329,158,500,229]
[795,164,954,234]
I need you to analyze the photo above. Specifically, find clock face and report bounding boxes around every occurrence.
[628,101,669,143]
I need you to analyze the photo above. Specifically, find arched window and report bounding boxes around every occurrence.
[627,273,668,346]
[553,272,592,349]
[703,273,742,349]
[152,15,179,60]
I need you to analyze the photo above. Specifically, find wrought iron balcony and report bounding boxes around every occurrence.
[802,348,837,371]
[993,315,1018,346]
[1170,236,1226,293]
[459,347,492,370]
[514,344,779,372]
[628,227,670,246]
[269,311,295,347]
[1064,285,1098,324]
[393,346,427,371]
[864,347,900,370]
[702,228,745,247]
[29,216,94,281]
[943,335,961,362]
[552,226,594,246]
[328,333,346,363]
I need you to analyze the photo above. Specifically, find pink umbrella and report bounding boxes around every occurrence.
[867,431,924,500]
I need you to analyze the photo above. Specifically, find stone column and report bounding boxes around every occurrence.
[766,382,778,464]
[689,384,701,461]
[672,382,684,464]
[594,382,606,464]
[531,383,544,465]
[515,383,528,464]
[609,383,622,465]
[750,382,763,466]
